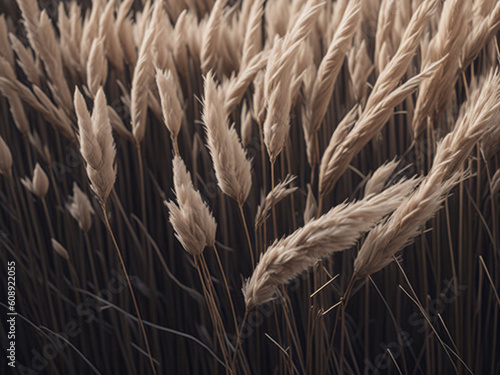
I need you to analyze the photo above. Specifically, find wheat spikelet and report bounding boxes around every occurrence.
[74,87,116,204]
[0,134,12,176]
[98,0,124,72]
[130,1,163,145]
[306,0,361,139]
[107,105,134,142]
[202,72,252,205]
[364,159,399,197]
[243,178,419,308]
[74,88,102,169]
[263,0,324,163]
[173,10,188,77]
[87,37,108,98]
[365,0,438,111]
[201,0,225,74]
[66,182,95,233]
[240,101,253,147]
[223,51,268,114]
[21,163,49,199]
[462,1,500,70]
[412,0,469,138]
[37,10,73,111]
[347,39,373,104]
[255,175,297,229]
[156,69,184,153]
[374,0,396,74]
[0,78,28,135]
[116,0,136,65]
[51,238,70,261]
[0,15,14,68]
[8,34,40,87]
[57,3,81,77]
[130,24,155,145]
[165,155,217,257]
[240,0,264,70]
[303,184,317,224]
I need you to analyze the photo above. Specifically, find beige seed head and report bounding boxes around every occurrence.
[202,72,252,205]
[243,178,419,308]
[0,134,12,176]
[51,238,70,261]
[166,155,217,256]
[66,182,95,233]
[21,163,49,199]
[156,69,183,144]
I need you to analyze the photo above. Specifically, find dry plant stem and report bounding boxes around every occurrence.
[172,136,180,156]
[339,275,356,375]
[270,160,278,237]
[136,144,147,225]
[316,194,323,219]
[479,256,500,307]
[393,256,469,373]
[231,308,249,372]
[101,202,158,375]
[367,276,409,373]
[258,125,268,247]
[238,203,254,268]
[195,255,232,371]
[212,244,238,332]
[41,198,55,238]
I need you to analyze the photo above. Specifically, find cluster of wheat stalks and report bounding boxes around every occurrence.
[0,0,499,373]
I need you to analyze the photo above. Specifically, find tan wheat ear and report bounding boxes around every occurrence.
[51,238,70,261]
[74,87,116,205]
[255,175,298,230]
[87,37,108,98]
[66,182,95,233]
[364,159,400,197]
[240,101,253,148]
[0,134,12,176]
[130,0,162,146]
[303,184,317,224]
[165,155,217,257]
[201,71,252,206]
[263,0,324,164]
[201,0,225,74]
[240,0,265,70]
[156,68,183,155]
[21,163,49,199]
[243,177,419,308]
[412,0,469,138]
[305,0,361,164]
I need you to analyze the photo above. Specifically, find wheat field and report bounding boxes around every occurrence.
[0,0,499,374]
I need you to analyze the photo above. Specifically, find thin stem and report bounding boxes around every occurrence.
[136,144,147,225]
[172,136,180,156]
[212,244,238,332]
[270,160,278,238]
[101,203,157,375]
[316,194,323,220]
[41,198,55,238]
[231,308,249,372]
[238,203,254,268]
[195,256,232,371]
[340,276,356,375]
